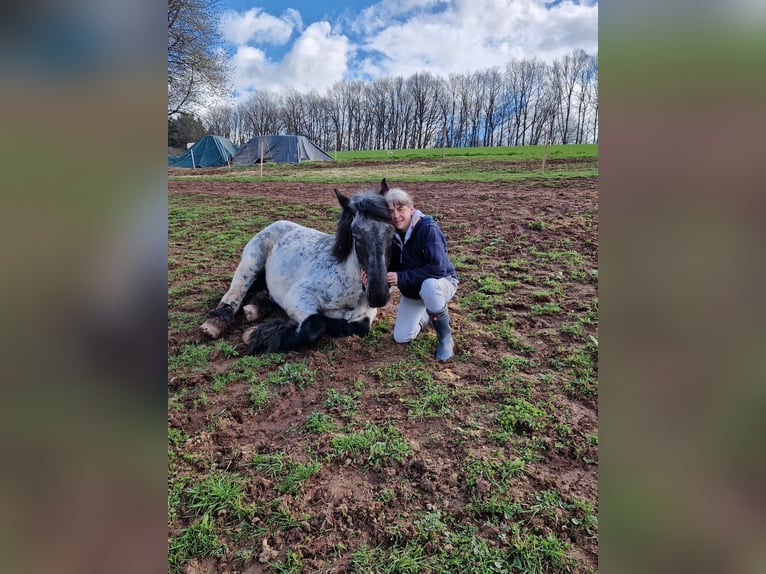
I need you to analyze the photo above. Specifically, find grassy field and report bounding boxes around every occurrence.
[168,144,598,184]
[168,145,598,573]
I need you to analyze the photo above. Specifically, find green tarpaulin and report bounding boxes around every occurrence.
[169,135,237,168]
[232,135,332,165]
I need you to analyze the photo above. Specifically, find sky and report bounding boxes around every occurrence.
[216,0,598,102]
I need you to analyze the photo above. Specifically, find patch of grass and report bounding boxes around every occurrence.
[350,543,385,572]
[324,388,360,417]
[406,380,452,419]
[168,343,214,378]
[249,381,273,409]
[497,355,535,373]
[561,340,598,399]
[168,514,226,573]
[266,502,304,530]
[496,397,546,435]
[461,290,504,319]
[264,360,316,388]
[251,452,287,478]
[530,290,554,301]
[168,427,188,448]
[507,522,571,573]
[466,455,526,493]
[251,452,321,493]
[569,496,599,536]
[385,541,428,571]
[561,322,584,337]
[331,423,411,467]
[530,247,584,267]
[271,550,304,573]
[185,472,251,521]
[280,460,321,495]
[530,302,562,317]
[304,411,338,433]
[441,525,512,572]
[529,489,566,524]
[504,332,535,354]
[214,339,238,358]
[366,360,430,388]
[476,273,517,295]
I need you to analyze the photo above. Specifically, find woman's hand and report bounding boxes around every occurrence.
[362,270,397,287]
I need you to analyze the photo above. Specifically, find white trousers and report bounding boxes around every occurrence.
[393,277,458,343]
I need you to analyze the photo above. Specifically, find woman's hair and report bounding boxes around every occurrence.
[384,187,414,208]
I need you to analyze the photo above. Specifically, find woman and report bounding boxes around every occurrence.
[365,182,458,361]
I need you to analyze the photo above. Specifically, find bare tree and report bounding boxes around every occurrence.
[480,68,503,146]
[204,105,238,141]
[549,49,590,144]
[282,89,307,136]
[366,78,393,150]
[386,76,412,150]
[575,52,598,144]
[407,72,443,148]
[239,90,283,138]
[168,0,231,116]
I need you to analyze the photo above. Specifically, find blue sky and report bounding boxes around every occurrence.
[215,0,598,102]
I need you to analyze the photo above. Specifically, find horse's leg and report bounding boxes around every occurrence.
[245,314,327,354]
[242,287,275,323]
[200,236,269,339]
[243,286,329,354]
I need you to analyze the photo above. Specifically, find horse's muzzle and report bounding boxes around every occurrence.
[367,284,390,308]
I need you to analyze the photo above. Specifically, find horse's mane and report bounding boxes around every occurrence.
[332,191,392,260]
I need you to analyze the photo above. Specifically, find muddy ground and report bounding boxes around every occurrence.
[168,176,598,573]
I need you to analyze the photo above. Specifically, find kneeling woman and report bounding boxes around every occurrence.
[377,184,459,361]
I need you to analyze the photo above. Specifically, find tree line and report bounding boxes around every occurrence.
[194,49,597,152]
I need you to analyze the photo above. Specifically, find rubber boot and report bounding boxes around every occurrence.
[429,306,454,361]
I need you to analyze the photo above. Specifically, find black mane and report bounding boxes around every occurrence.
[332,191,392,260]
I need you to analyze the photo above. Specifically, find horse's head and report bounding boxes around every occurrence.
[333,188,394,307]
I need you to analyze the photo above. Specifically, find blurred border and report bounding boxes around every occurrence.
[0,1,167,572]
[600,2,766,573]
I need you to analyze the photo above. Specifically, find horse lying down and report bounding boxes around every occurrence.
[200,184,395,354]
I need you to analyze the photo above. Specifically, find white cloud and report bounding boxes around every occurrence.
[359,0,597,79]
[353,0,448,34]
[219,8,296,46]
[280,22,351,92]
[230,45,273,91]
[230,22,351,97]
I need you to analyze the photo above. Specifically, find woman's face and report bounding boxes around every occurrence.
[388,202,414,233]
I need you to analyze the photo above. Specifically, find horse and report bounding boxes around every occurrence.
[200,182,395,354]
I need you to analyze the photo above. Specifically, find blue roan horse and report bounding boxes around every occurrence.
[200,184,395,354]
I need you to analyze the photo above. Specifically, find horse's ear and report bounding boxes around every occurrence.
[380,178,389,195]
[334,189,351,210]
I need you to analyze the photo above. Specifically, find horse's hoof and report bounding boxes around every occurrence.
[243,304,261,322]
[242,326,257,345]
[200,318,225,339]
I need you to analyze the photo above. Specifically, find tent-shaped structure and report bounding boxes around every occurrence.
[169,135,237,168]
[232,135,332,165]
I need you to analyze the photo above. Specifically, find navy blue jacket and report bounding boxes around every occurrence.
[390,214,458,299]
